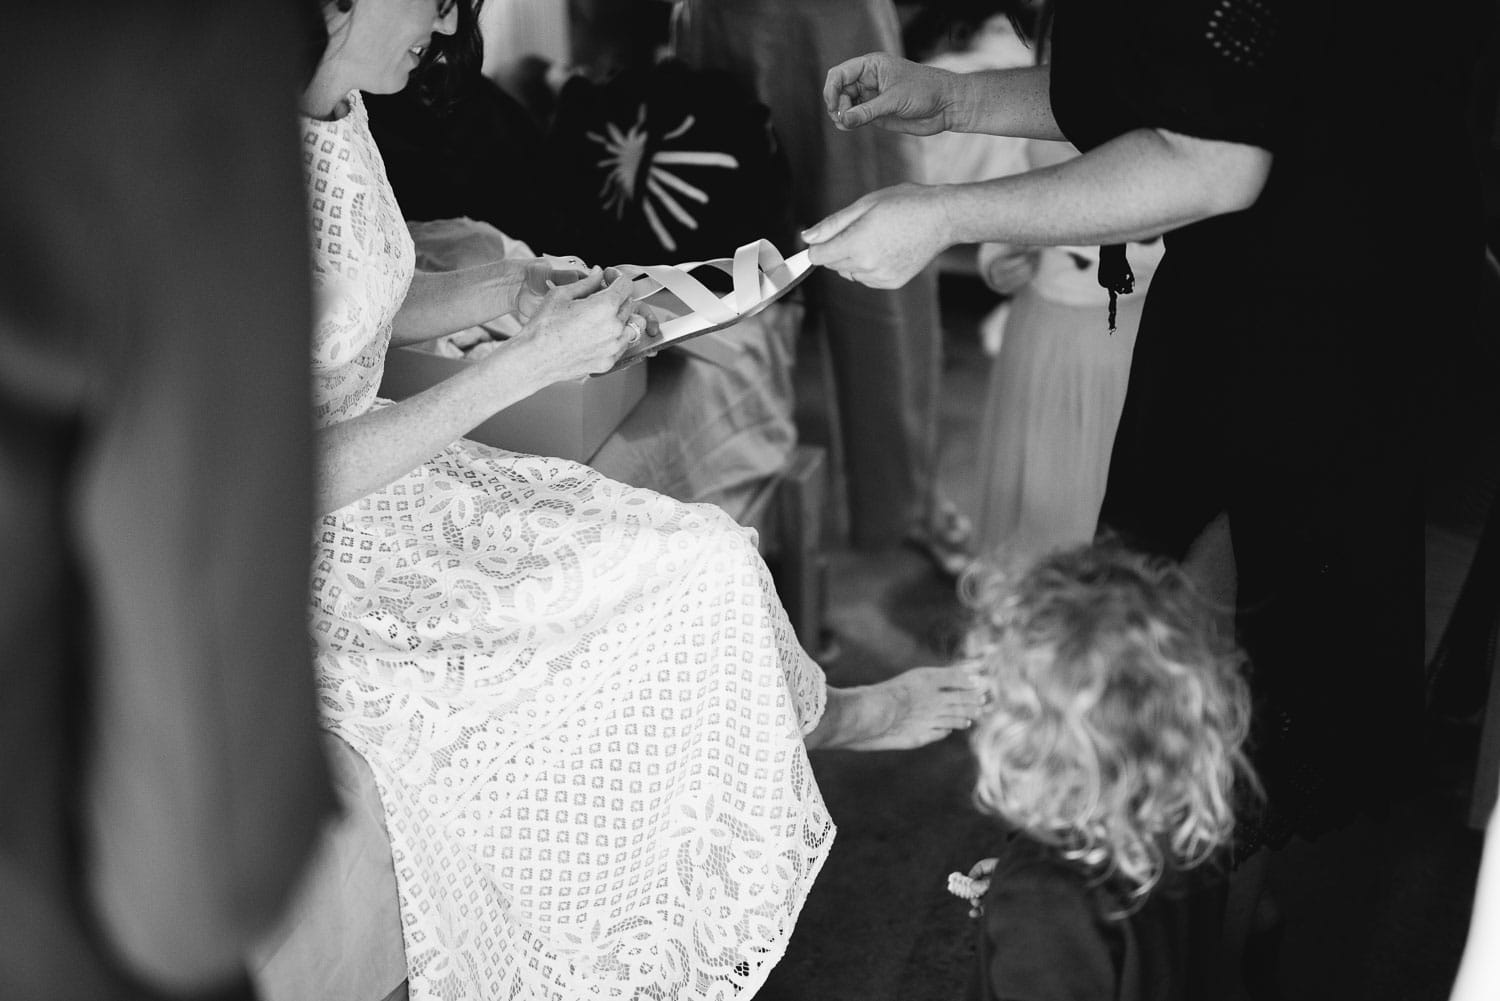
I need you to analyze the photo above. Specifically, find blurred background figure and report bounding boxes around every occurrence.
[675,0,948,554]
[903,2,1167,573]
[909,1,1036,208]
[971,140,1164,567]
[0,3,332,999]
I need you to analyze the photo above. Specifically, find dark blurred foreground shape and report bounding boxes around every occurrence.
[0,3,333,999]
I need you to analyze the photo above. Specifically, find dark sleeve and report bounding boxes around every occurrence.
[1118,0,1286,148]
[1051,0,1290,152]
[980,861,1120,1001]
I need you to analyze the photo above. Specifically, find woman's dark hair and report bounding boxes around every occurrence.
[411,0,487,111]
[303,0,488,109]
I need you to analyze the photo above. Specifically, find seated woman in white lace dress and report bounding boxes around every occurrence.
[297,3,985,999]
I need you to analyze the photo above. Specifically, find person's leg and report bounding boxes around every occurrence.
[1231,469,1426,840]
[817,269,942,548]
[1222,847,1277,1001]
[676,0,943,549]
[1228,270,1436,841]
[1096,267,1229,558]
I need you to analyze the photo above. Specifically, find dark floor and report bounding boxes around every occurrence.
[758,273,1492,1001]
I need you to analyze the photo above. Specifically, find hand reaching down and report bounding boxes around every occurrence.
[803,183,955,290]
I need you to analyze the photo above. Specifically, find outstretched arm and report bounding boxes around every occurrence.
[805,126,1271,289]
[824,53,1061,141]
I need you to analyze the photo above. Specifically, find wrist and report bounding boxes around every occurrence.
[476,336,549,407]
[931,184,968,248]
[943,70,978,134]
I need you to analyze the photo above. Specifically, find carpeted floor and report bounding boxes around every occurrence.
[762,272,1491,1001]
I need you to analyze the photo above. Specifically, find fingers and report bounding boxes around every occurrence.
[615,298,658,347]
[638,309,661,342]
[530,256,588,292]
[545,254,590,272]
[622,313,644,345]
[834,89,898,131]
[802,196,874,247]
[597,271,637,307]
[523,261,553,297]
[807,229,867,275]
[546,265,606,301]
[822,57,867,115]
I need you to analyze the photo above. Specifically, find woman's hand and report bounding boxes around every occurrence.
[977,244,1037,296]
[823,52,967,135]
[504,266,659,385]
[512,259,588,324]
[393,255,588,348]
[803,183,955,289]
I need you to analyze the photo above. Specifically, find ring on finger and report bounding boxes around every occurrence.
[624,314,645,344]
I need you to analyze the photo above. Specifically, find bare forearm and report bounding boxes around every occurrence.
[316,339,546,512]
[389,259,528,346]
[952,65,1063,140]
[939,127,1272,246]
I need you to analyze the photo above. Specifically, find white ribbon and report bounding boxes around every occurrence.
[615,239,812,343]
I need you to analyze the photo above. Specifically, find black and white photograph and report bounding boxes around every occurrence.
[2,2,1498,999]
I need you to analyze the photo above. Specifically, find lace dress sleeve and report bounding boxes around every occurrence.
[309,264,376,374]
[301,94,415,426]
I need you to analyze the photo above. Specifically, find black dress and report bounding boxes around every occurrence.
[1048,0,1489,845]
[970,833,1231,1001]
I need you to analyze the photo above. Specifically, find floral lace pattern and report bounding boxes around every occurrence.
[303,93,832,1001]
[303,92,414,428]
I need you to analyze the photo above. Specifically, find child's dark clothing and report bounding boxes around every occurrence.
[970,833,1231,1001]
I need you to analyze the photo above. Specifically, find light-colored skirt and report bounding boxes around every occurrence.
[974,285,1146,564]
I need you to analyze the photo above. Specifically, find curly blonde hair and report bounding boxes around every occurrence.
[962,542,1255,907]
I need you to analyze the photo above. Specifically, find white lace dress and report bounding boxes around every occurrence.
[302,93,833,1001]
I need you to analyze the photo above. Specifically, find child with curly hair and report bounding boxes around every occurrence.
[948,543,1256,1001]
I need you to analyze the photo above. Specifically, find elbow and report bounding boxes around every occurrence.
[1201,143,1272,217]
[1159,129,1273,219]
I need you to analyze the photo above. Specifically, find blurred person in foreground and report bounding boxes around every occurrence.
[0,3,335,999]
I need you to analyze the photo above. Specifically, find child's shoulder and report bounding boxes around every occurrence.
[976,834,1123,1001]
[981,832,1111,931]
[989,829,1227,901]
[986,831,1092,895]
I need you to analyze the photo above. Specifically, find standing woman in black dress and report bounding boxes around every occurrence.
[804,0,1489,945]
